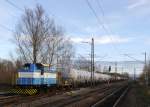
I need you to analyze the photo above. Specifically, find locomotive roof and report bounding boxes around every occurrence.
[24,63,52,67]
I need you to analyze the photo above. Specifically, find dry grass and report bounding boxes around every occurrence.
[135,83,150,106]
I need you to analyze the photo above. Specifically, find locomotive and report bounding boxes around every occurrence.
[14,63,127,95]
[17,63,57,87]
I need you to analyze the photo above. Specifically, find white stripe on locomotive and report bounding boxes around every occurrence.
[18,72,56,78]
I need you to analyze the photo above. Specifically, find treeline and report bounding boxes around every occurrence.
[139,63,150,85]
[0,59,22,85]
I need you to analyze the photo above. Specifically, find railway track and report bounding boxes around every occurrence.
[1,87,72,107]
[0,81,128,107]
[40,82,128,107]
[61,85,127,107]
[0,95,21,106]
[91,85,129,107]
[42,87,111,107]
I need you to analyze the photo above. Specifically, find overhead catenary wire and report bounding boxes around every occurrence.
[0,24,15,33]
[0,0,23,32]
[85,0,110,36]
[123,54,144,64]
[95,0,147,63]
[7,0,63,23]
[3,0,53,32]
[85,0,143,62]
[5,0,63,28]
[95,0,125,51]
[85,0,121,53]
[95,0,116,35]
[5,0,24,11]
[0,0,22,32]
[95,0,105,17]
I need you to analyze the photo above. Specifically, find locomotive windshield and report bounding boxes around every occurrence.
[22,63,30,70]
[36,63,43,70]
[43,66,56,72]
[43,66,50,72]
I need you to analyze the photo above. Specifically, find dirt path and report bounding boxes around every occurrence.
[120,84,149,107]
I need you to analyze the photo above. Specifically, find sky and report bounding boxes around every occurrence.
[0,0,150,62]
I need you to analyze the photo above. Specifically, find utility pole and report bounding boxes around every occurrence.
[144,52,148,86]
[91,38,94,87]
[91,38,93,87]
[82,38,94,87]
[134,66,136,82]
[92,38,94,87]
[115,62,117,72]
[115,62,117,80]
[122,67,124,75]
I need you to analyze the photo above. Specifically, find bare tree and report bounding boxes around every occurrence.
[73,55,91,71]
[58,38,75,72]
[14,4,74,66]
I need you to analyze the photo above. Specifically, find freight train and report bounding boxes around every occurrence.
[13,63,127,95]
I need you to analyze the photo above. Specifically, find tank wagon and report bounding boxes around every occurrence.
[68,69,112,86]
[14,63,127,95]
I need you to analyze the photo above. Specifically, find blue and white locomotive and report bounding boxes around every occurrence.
[17,63,57,87]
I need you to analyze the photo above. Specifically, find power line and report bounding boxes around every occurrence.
[95,0,121,44]
[5,0,63,24]
[95,0,114,34]
[123,54,144,63]
[4,1,55,32]
[0,1,23,33]
[95,0,147,63]
[95,0,127,57]
[95,0,105,17]
[0,24,14,33]
[85,0,122,55]
[0,1,22,32]
[5,0,24,11]
[86,0,142,62]
[85,0,110,36]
